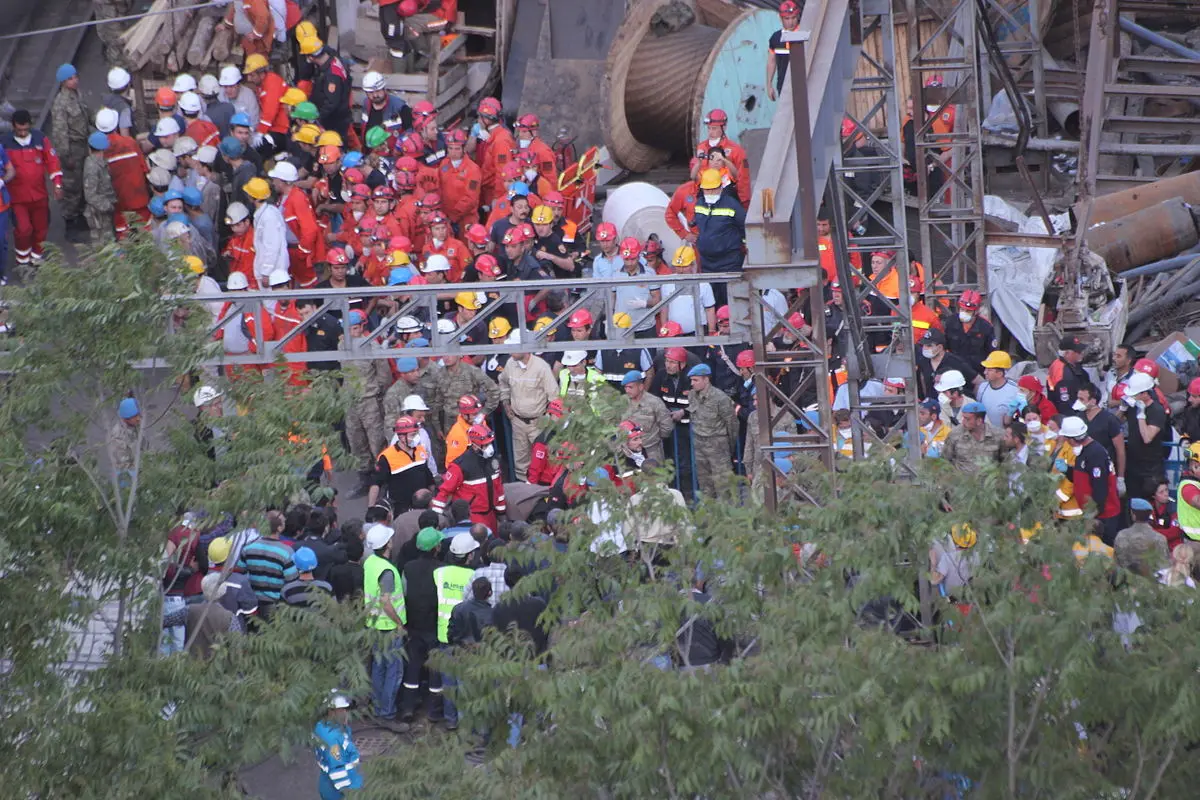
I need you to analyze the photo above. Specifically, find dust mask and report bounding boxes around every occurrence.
[518,139,530,149]
[524,169,537,181]
[1071,444,1083,456]
[708,138,721,147]
[1071,399,1087,412]
[703,192,721,204]
[937,392,951,407]
[958,311,972,323]
[481,444,495,458]
[407,434,420,447]
[921,347,935,359]
[1026,419,1042,433]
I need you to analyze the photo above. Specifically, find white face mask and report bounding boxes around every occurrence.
[1071,399,1087,411]
[958,310,973,323]
[472,412,485,424]
[708,138,721,147]
[921,347,935,359]
[451,159,462,168]
[1045,430,1058,440]
[703,192,721,204]
[341,188,353,202]
[1071,444,1083,456]
[352,209,364,220]
[524,169,538,181]
[518,139,531,149]
[1026,419,1042,433]
[481,444,495,458]
[937,392,951,408]
[407,434,420,447]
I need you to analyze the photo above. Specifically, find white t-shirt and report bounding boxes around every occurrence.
[662,281,715,334]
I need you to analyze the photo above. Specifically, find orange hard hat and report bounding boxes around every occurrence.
[155,86,178,109]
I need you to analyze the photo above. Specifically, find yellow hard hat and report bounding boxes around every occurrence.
[207,536,232,565]
[612,311,633,329]
[533,316,553,332]
[280,87,307,106]
[672,245,696,268]
[183,255,205,274]
[244,53,268,74]
[299,36,324,56]
[950,523,977,550]
[243,177,270,201]
[1188,441,1200,463]
[292,123,321,145]
[488,317,512,339]
[316,130,343,147]
[295,21,318,42]
[698,168,722,190]
[530,204,554,225]
[455,291,482,310]
[980,350,1013,370]
[389,250,411,267]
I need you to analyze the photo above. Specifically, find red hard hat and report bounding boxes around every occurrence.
[372,185,395,199]
[872,250,895,260]
[1017,374,1043,394]
[388,235,411,251]
[841,117,856,139]
[474,254,502,277]
[343,167,365,184]
[477,97,502,118]
[400,135,423,156]
[1189,377,1200,396]
[413,100,435,118]
[659,321,683,337]
[567,309,593,329]
[547,398,565,418]
[665,347,689,363]
[642,238,663,255]
[516,149,537,167]
[394,415,419,436]
[395,156,419,172]
[427,211,449,226]
[502,226,526,246]
[394,171,415,189]
[924,75,944,88]
[595,222,617,242]
[501,162,522,181]
[418,192,442,208]
[704,108,728,125]
[1134,358,1159,379]
[458,394,483,415]
[155,86,178,109]
[716,305,730,321]
[959,289,982,309]
[351,183,371,199]
[1111,382,1127,405]
[516,113,540,130]
[444,129,467,145]
[787,311,807,330]
[468,424,494,446]
[465,224,489,246]
[735,350,755,369]
[518,222,535,240]
[372,225,392,241]
[619,420,643,437]
[619,237,641,258]
[780,0,800,14]
[544,190,564,207]
[327,248,349,265]
[909,275,925,293]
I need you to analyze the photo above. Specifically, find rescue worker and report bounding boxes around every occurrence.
[692,168,746,306]
[244,176,289,287]
[687,363,736,498]
[445,394,485,470]
[50,63,91,237]
[223,201,257,288]
[766,1,802,101]
[942,289,995,371]
[82,132,116,244]
[694,108,751,207]
[213,271,275,372]
[369,416,435,513]
[344,310,394,496]
[398,527,444,723]
[361,71,412,138]
[527,398,567,486]
[1175,442,1200,543]
[314,693,365,798]
[221,0,275,60]
[302,37,353,137]
[218,66,260,131]
[269,161,323,286]
[433,424,507,533]
[243,53,289,155]
[623,370,674,466]
[1047,334,1090,414]
[1122,371,1169,504]
[95,109,150,239]
[918,328,979,401]
[423,213,469,281]
[474,96,515,207]
[514,114,558,187]
[2,109,63,272]
[1060,415,1123,544]
[439,129,481,233]
[499,342,559,481]
[559,350,605,400]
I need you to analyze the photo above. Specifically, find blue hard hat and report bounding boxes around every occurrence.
[408,337,429,348]
[88,131,110,151]
[230,112,251,128]
[181,187,203,207]
[586,466,611,487]
[163,189,184,203]
[342,151,364,169]
[118,397,140,419]
[293,546,318,572]
[148,196,166,217]
[962,400,987,415]
[166,212,189,225]
[508,181,530,198]
[56,63,77,83]
[687,363,712,378]
[347,310,366,326]
[387,267,413,286]
[395,356,419,373]
[219,136,245,158]
[621,370,645,387]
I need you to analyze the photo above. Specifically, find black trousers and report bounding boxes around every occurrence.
[401,629,443,716]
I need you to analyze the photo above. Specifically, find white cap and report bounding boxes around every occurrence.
[1060,416,1088,438]
[218,65,242,86]
[1126,371,1155,396]
[449,532,480,556]
[267,269,291,287]
[154,117,181,138]
[147,166,171,187]
[365,523,394,550]
[436,318,457,335]
[267,161,299,182]
[194,145,218,165]
[363,71,387,92]
[330,693,351,710]
[172,74,197,93]
[172,136,198,156]
[198,74,220,96]
[226,271,250,290]
[148,149,177,172]
[95,108,119,133]
[179,91,202,114]
[225,201,250,224]
[561,350,587,367]
[165,221,190,239]
[402,394,430,411]
[933,369,966,392]
[397,315,422,333]
[193,385,222,407]
[423,253,451,272]
[107,66,131,91]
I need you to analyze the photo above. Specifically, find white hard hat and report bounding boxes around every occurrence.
[148,149,177,172]
[107,66,131,91]
[267,269,291,287]
[267,161,299,182]
[436,318,457,335]
[933,369,966,393]
[362,71,387,92]
[193,385,222,407]
[449,532,480,556]
[194,145,218,165]
[423,253,451,273]
[505,329,522,345]
[402,394,430,411]
[330,692,351,710]
[147,166,171,187]
[561,350,588,367]
[225,201,250,225]
[226,271,250,290]
[365,523,394,550]
[1059,416,1088,439]
[1126,371,1155,396]
[172,136,198,156]
[172,73,197,93]
[165,221,190,239]
[154,117,181,138]
[396,315,422,333]
[95,108,119,134]
[179,91,202,115]
[198,74,220,96]
[218,65,242,86]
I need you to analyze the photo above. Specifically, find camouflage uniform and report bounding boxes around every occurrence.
[432,362,500,435]
[343,356,393,474]
[83,152,116,243]
[382,366,442,444]
[94,0,134,68]
[50,84,92,223]
[625,391,674,466]
[688,384,737,497]
[942,424,1003,474]
[107,418,137,474]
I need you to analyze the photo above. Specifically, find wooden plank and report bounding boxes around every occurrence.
[437,33,467,64]
[457,25,496,37]
[438,93,470,124]
[435,69,469,108]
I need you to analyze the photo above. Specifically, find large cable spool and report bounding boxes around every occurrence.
[604,0,780,172]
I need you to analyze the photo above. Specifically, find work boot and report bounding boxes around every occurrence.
[349,471,372,498]
[374,715,410,734]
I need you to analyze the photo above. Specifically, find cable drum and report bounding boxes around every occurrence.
[625,24,722,155]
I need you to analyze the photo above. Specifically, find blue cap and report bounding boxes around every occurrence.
[88,131,110,151]
[348,310,366,326]
[408,337,429,348]
[230,112,251,128]
[181,187,203,207]
[586,466,611,487]
[920,397,941,414]
[56,63,77,83]
[118,397,140,419]
[219,136,244,158]
[148,196,166,217]
[962,401,987,415]
[293,546,318,572]
[687,363,712,378]
[163,189,184,203]
[395,357,419,373]
[773,454,794,475]
[621,370,645,386]
[387,267,412,286]
[342,151,364,168]
[508,181,530,198]
[1130,497,1153,512]
[166,212,190,226]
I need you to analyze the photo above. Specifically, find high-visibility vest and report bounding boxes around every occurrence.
[1053,440,1083,519]
[1177,479,1200,539]
[380,444,428,475]
[559,366,605,398]
[363,554,405,631]
[433,564,474,643]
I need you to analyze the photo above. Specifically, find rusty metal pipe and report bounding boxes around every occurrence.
[1084,196,1199,272]
[1084,170,1200,227]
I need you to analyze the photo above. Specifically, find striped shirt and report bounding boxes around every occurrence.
[237,538,299,603]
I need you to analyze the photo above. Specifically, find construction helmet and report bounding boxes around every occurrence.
[362,70,387,92]
[567,309,593,329]
[317,130,343,147]
[465,224,489,246]
[543,190,565,208]
[478,96,502,118]
[736,350,755,369]
[672,245,696,268]
[394,415,419,436]
[295,20,318,42]
[107,67,132,91]
[488,317,513,339]
[704,108,728,125]
[458,394,484,416]
[530,205,554,225]
[698,169,723,190]
[388,250,411,267]
[292,124,321,144]
[1134,358,1160,380]
[456,291,485,310]
[468,424,495,447]
[619,420,643,438]
[183,255,205,275]
[547,398,565,418]
[244,53,268,73]
[959,289,982,310]
[612,312,633,329]
[365,126,389,149]
[155,86,178,110]
[207,536,232,565]
[292,101,319,121]
[980,350,1012,370]
[780,0,800,14]
[1188,441,1200,463]
[243,177,271,201]
[475,254,502,278]
[619,237,641,259]
[299,36,324,56]
[951,523,977,549]
[516,113,540,130]
[413,100,436,118]
[280,87,307,106]
[595,222,618,242]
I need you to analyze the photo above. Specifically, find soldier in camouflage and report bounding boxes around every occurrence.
[94,0,134,69]
[622,370,674,466]
[49,64,91,235]
[686,363,737,498]
[342,312,394,496]
[83,133,116,243]
[432,355,499,440]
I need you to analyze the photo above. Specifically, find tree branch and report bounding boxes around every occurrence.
[1143,736,1178,800]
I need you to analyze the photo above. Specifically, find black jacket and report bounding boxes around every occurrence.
[402,554,442,633]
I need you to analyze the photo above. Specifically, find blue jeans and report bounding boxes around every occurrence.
[370,632,405,719]
[0,209,9,281]
[442,671,460,725]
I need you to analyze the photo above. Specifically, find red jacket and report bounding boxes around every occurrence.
[186,118,221,149]
[1029,391,1057,424]
[665,181,697,240]
[256,72,290,135]
[282,187,325,286]
[2,130,62,204]
[422,235,469,282]
[478,124,517,202]
[438,156,481,228]
[433,448,506,529]
[224,229,258,288]
[527,430,566,486]
[105,134,150,212]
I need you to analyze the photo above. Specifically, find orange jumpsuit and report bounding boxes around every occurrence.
[438,157,481,231]
[393,195,419,241]
[422,236,469,282]
[696,136,751,207]
[479,124,517,204]
[255,72,290,135]
[185,118,221,149]
[665,181,698,240]
[104,133,151,238]
[282,186,325,287]
[444,416,470,470]
[361,252,393,285]
[415,163,440,196]
[224,228,258,288]
[229,0,274,59]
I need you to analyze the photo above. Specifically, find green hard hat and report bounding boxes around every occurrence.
[416,527,443,552]
[365,125,388,149]
[292,101,319,121]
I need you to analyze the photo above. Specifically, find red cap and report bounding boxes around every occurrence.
[327,248,349,265]
[1134,358,1159,379]
[1017,375,1043,394]
[735,350,755,369]
[413,100,435,118]
[418,192,442,209]
[467,423,494,446]
[716,305,730,321]
[465,224,489,246]
[474,254,502,277]
[659,321,683,337]
[516,113,540,129]
[458,394,483,415]
[872,250,895,260]
[959,289,982,309]
[704,108,728,125]
[665,347,689,363]
[619,237,641,259]
[388,235,411,251]
[567,309,593,329]
[372,185,395,199]
[787,311,807,330]
[547,398,564,418]
[544,190,564,207]
[1189,377,1200,396]
[595,222,617,242]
